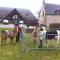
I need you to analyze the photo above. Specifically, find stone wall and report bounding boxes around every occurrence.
[46,15,60,27]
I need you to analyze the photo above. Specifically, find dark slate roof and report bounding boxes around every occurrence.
[45,3,60,15]
[0,7,14,18]
[17,8,38,20]
[0,7,38,20]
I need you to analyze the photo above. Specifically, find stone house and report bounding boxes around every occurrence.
[38,0,60,28]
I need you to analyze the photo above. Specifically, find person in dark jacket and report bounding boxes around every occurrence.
[15,24,21,42]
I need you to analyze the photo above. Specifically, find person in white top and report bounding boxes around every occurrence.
[39,28,45,48]
[40,24,46,33]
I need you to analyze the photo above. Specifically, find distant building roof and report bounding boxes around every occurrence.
[0,7,14,18]
[0,7,38,21]
[17,8,38,20]
[45,3,60,15]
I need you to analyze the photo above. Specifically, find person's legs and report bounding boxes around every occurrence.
[16,33,19,42]
[40,40,43,48]
[20,32,22,41]
[16,32,20,42]
[22,35,26,50]
[16,34,18,42]
[33,37,37,44]
[34,39,36,44]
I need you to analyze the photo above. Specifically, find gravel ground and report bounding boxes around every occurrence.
[0,24,15,28]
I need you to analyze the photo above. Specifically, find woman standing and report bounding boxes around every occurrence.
[15,24,21,42]
[32,26,38,44]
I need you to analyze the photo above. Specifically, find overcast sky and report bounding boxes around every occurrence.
[0,0,60,17]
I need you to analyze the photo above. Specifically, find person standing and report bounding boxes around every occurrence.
[21,29,26,50]
[15,24,21,42]
[39,28,45,48]
[32,26,38,44]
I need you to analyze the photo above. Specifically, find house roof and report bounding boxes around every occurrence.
[17,8,38,20]
[0,7,14,18]
[45,3,60,15]
[0,7,38,20]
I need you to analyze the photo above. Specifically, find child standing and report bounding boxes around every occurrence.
[39,28,45,48]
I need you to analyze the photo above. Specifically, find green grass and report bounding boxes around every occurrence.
[0,33,60,60]
[0,28,14,30]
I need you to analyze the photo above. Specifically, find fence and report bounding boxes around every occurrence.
[0,25,60,52]
[24,27,60,52]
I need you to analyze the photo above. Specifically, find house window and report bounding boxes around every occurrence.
[12,15,18,19]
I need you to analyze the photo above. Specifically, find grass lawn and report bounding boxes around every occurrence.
[0,32,60,60]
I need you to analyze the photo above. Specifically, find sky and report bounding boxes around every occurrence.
[0,0,60,17]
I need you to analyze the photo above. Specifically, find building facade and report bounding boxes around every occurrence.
[0,7,38,26]
[38,0,60,27]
